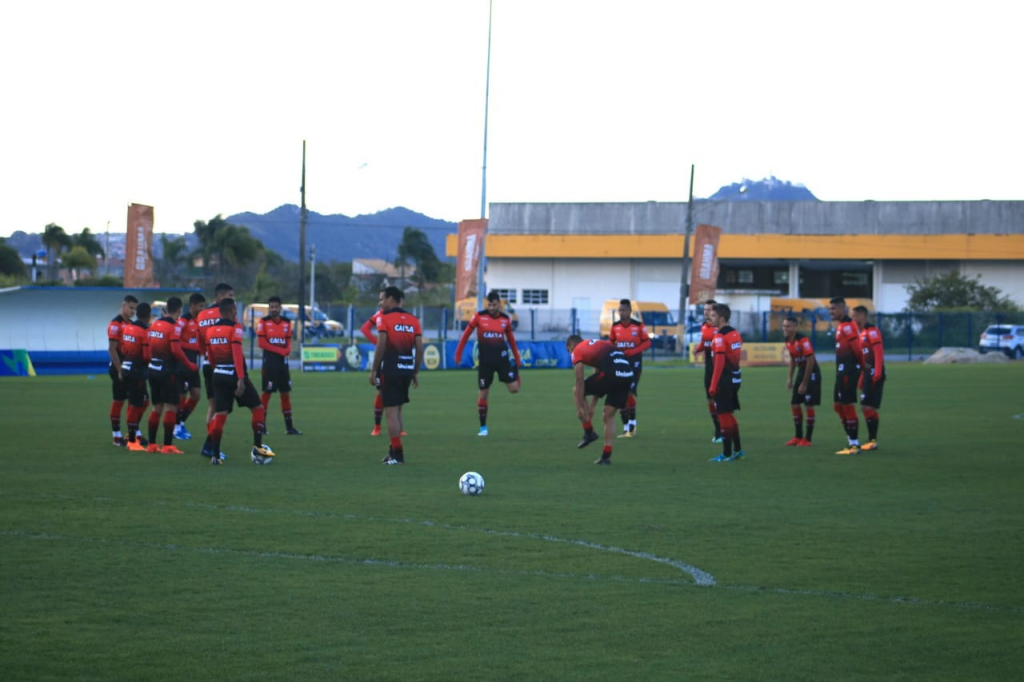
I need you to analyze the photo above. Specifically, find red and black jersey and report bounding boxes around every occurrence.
[699,322,717,367]
[710,325,742,388]
[177,312,201,356]
[120,320,149,362]
[205,318,246,377]
[257,315,293,359]
[108,314,130,361]
[834,316,862,370]
[785,332,815,365]
[377,308,422,375]
[455,311,521,366]
[858,322,885,378]
[609,319,651,364]
[196,304,223,359]
[148,316,195,370]
[360,312,383,345]
[570,339,618,370]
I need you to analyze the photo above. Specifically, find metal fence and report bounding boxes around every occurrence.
[312,306,1024,362]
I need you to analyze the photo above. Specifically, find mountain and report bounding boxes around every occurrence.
[225,205,457,264]
[706,176,818,201]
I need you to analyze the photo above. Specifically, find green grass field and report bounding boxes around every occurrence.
[2,363,1023,681]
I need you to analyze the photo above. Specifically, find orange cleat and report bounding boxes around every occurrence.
[796,439,813,447]
[784,437,803,446]
[126,440,146,452]
[146,444,161,453]
[371,425,381,436]
[160,444,185,455]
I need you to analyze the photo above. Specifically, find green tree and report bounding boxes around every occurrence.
[192,215,265,288]
[62,245,98,280]
[0,238,27,279]
[904,271,1020,312]
[71,228,105,260]
[42,223,71,281]
[396,226,442,285]
[155,234,191,286]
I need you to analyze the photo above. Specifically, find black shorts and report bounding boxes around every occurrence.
[477,357,518,390]
[178,364,200,394]
[380,373,413,408]
[148,366,180,406]
[212,373,262,413]
[121,361,149,408]
[261,361,292,394]
[790,366,822,406]
[204,364,215,400]
[583,371,633,410]
[833,367,860,405]
[713,369,742,413]
[109,364,127,401]
[629,366,642,395]
[859,368,885,409]
[703,362,715,400]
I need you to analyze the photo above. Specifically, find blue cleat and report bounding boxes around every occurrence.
[478,426,489,437]
[174,423,192,440]
[728,450,746,461]
[712,436,723,444]
[709,453,729,462]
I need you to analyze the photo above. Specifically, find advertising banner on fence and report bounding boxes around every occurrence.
[690,223,722,305]
[455,219,487,301]
[124,203,155,288]
[445,341,571,370]
[687,342,787,366]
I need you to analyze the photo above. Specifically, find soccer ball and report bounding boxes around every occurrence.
[251,444,275,465]
[459,471,485,496]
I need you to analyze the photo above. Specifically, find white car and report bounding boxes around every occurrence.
[978,324,1024,359]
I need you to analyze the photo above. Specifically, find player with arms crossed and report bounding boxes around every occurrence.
[145,296,196,454]
[828,296,864,455]
[454,291,522,436]
[204,298,268,466]
[107,294,138,447]
[782,316,820,447]
[691,299,723,443]
[369,287,423,465]
[258,295,302,436]
[608,299,650,438]
[565,335,635,465]
[707,303,745,462]
[852,305,885,450]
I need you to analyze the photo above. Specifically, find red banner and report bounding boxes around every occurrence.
[455,219,487,300]
[690,223,722,305]
[124,203,155,288]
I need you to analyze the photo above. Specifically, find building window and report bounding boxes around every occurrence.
[521,289,549,305]
[493,288,517,303]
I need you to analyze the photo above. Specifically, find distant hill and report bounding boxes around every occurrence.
[706,176,818,201]
[225,205,458,264]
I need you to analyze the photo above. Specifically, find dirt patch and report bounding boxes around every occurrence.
[923,347,1011,364]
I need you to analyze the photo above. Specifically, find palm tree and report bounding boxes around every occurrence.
[41,223,71,281]
[155,234,191,287]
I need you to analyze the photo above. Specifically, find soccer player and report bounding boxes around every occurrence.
[173,292,206,440]
[204,297,268,465]
[691,299,723,443]
[145,296,196,454]
[782,316,820,446]
[258,296,302,435]
[707,303,744,462]
[360,290,387,436]
[196,283,235,457]
[120,302,152,452]
[454,290,522,436]
[369,286,423,465]
[107,294,138,446]
[852,305,885,450]
[828,296,864,455]
[565,335,635,465]
[608,299,649,438]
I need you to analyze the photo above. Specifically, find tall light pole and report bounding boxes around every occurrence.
[476,0,493,311]
[298,140,307,348]
[679,163,696,323]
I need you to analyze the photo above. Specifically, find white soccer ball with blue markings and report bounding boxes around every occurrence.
[459,471,485,495]
[251,444,275,465]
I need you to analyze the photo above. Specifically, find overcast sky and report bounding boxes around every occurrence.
[1,0,1020,237]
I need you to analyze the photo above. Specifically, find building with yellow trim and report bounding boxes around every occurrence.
[446,201,1024,316]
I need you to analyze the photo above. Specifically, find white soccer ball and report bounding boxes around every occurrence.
[459,471,485,495]
[251,444,275,465]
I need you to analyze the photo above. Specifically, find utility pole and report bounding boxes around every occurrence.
[476,0,493,311]
[298,141,307,349]
[679,163,696,323]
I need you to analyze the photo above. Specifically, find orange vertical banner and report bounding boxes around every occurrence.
[455,218,487,300]
[124,203,156,288]
[690,223,722,305]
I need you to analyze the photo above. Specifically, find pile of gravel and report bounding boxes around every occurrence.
[923,347,1011,364]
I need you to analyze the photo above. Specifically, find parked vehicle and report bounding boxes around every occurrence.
[599,300,680,351]
[978,324,1024,359]
[241,303,344,338]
